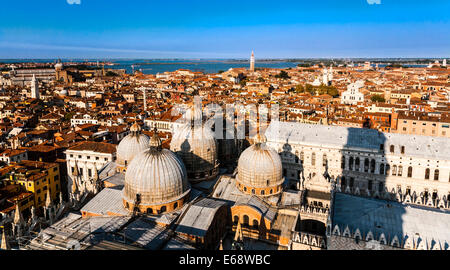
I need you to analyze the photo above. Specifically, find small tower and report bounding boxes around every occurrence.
[12,203,25,237]
[44,189,54,224]
[1,228,10,250]
[30,74,40,99]
[30,206,37,224]
[250,51,255,72]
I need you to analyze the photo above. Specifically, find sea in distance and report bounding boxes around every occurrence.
[0,59,299,75]
[0,59,429,75]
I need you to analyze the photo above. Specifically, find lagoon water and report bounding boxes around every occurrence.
[0,59,428,75]
[0,59,299,75]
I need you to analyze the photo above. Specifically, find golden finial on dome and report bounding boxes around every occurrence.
[149,127,162,150]
[254,132,267,145]
[130,122,141,134]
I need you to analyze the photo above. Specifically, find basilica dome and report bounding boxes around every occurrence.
[170,121,218,182]
[123,132,191,214]
[116,123,149,168]
[236,133,284,196]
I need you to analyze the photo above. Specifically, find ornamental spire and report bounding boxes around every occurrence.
[1,229,10,250]
[149,127,162,151]
[13,203,24,225]
[45,189,53,208]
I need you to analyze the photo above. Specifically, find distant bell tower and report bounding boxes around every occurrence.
[31,74,40,99]
[250,50,255,72]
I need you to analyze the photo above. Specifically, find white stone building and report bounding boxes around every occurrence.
[341,80,365,105]
[265,121,450,210]
[71,114,99,126]
[65,141,117,203]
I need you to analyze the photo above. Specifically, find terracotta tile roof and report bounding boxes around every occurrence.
[67,141,116,154]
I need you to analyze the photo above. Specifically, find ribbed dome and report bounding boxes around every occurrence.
[116,125,149,167]
[123,145,190,206]
[236,134,284,192]
[170,123,218,181]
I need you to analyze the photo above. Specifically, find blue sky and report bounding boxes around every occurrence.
[0,0,449,59]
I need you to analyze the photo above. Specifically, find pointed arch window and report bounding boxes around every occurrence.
[407,166,413,178]
[425,168,430,180]
[311,152,316,166]
[379,163,385,175]
[392,165,397,176]
[398,166,403,177]
[434,169,439,181]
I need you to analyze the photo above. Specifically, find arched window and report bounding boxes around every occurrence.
[270,189,273,194]
[323,154,327,167]
[407,166,413,178]
[311,152,316,166]
[392,165,397,176]
[425,168,430,180]
[355,157,360,171]
[385,164,390,175]
[378,182,384,192]
[341,156,346,170]
[341,176,346,187]
[364,158,369,172]
[252,220,259,229]
[349,157,354,170]
[160,206,167,213]
[390,145,395,153]
[398,166,403,177]
[370,159,376,173]
[261,190,265,195]
[252,189,255,194]
[379,163,385,175]
[434,169,439,181]
[243,215,249,227]
[244,187,247,192]
[401,146,405,154]
[300,152,304,164]
[233,215,239,225]
[147,208,153,214]
[173,202,178,209]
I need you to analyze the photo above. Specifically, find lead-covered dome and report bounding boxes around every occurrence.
[236,133,284,196]
[170,122,218,182]
[123,132,191,214]
[116,123,149,168]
